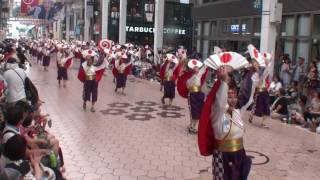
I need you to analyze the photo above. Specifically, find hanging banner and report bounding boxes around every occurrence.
[19,0,64,20]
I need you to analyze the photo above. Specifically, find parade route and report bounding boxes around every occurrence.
[29,62,320,180]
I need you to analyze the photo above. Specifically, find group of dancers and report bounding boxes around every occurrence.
[158,44,272,179]
[25,37,274,179]
[26,39,133,112]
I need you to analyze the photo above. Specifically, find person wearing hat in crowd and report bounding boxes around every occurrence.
[78,49,107,112]
[56,45,73,87]
[177,59,208,134]
[198,52,252,180]
[160,54,181,105]
[114,52,133,95]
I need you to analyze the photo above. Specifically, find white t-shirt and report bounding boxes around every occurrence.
[4,65,27,103]
[270,82,282,93]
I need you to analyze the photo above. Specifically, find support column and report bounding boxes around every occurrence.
[84,0,90,42]
[119,0,127,44]
[66,4,71,42]
[154,0,165,59]
[101,0,110,39]
[57,20,62,40]
[260,0,281,79]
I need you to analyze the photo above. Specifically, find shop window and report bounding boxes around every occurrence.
[311,39,320,60]
[197,22,202,36]
[110,0,120,25]
[144,1,154,22]
[165,3,192,26]
[281,16,294,36]
[253,18,261,36]
[297,15,310,36]
[241,18,251,35]
[127,0,143,18]
[221,20,229,34]
[282,39,293,60]
[211,21,217,35]
[197,39,201,52]
[313,14,320,37]
[296,40,309,63]
[202,40,209,59]
[203,21,210,36]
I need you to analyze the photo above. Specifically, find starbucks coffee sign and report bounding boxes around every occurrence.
[126,26,186,35]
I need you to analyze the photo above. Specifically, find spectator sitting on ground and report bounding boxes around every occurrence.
[304,91,320,123]
[269,75,282,95]
[290,95,308,125]
[271,88,289,121]
[287,81,300,103]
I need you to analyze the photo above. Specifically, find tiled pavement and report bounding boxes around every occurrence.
[27,60,320,180]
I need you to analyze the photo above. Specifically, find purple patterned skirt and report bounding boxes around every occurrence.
[163,80,175,99]
[83,80,98,102]
[57,67,68,80]
[189,91,205,119]
[43,56,50,66]
[212,149,251,180]
[116,73,127,88]
[254,90,270,117]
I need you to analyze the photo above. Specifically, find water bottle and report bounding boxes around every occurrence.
[288,116,292,124]
[49,151,57,168]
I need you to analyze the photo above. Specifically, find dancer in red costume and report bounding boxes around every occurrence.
[78,50,107,112]
[177,59,208,134]
[56,45,73,88]
[114,52,132,95]
[198,51,252,180]
[159,54,181,106]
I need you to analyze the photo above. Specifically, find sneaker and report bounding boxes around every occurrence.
[91,107,95,112]
[260,124,269,129]
[189,127,198,134]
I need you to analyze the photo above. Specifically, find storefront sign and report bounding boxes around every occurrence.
[230,24,247,33]
[126,26,186,35]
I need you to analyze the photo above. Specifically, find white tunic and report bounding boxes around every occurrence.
[211,82,244,140]
[187,67,206,89]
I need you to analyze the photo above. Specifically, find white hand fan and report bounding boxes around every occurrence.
[99,39,114,50]
[247,44,266,67]
[262,52,272,62]
[166,54,179,64]
[205,52,249,71]
[82,49,97,58]
[204,56,219,70]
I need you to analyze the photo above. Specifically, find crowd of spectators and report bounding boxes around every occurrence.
[273,54,320,132]
[0,39,65,180]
